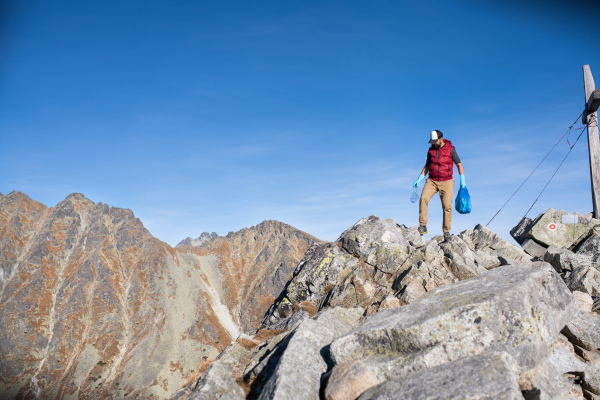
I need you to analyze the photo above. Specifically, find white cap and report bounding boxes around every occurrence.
[429,130,442,144]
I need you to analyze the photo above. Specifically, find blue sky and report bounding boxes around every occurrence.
[2,0,600,246]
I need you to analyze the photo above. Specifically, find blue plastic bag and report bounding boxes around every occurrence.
[410,187,419,203]
[455,187,471,214]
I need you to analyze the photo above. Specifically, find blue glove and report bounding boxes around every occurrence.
[459,174,466,188]
[413,174,425,188]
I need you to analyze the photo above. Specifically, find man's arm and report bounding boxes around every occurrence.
[457,163,464,175]
[420,165,430,176]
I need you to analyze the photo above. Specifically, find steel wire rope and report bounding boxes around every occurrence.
[485,111,584,226]
[522,114,596,218]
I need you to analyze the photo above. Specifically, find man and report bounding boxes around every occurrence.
[413,130,465,239]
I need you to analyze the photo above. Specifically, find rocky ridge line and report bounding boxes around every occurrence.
[175,214,600,400]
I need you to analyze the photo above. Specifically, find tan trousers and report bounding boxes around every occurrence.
[419,178,454,233]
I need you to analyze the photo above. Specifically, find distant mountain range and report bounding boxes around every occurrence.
[176,232,219,248]
[0,191,321,399]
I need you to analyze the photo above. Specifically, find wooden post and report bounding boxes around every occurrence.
[583,65,600,219]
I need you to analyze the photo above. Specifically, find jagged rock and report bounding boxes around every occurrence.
[394,224,427,249]
[330,263,577,380]
[324,276,383,311]
[438,235,487,279]
[258,307,363,400]
[263,217,445,329]
[262,243,362,327]
[324,360,381,400]
[394,260,454,303]
[543,246,593,273]
[337,216,411,273]
[461,224,532,267]
[522,238,548,258]
[563,310,600,351]
[357,352,523,400]
[565,265,600,296]
[573,291,594,312]
[576,230,600,263]
[525,209,593,249]
[511,216,536,245]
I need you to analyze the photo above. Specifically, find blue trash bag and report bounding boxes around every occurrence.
[455,187,472,214]
[410,187,419,203]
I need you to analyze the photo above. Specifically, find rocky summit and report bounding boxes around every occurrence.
[4,194,600,400]
[174,214,600,400]
[0,192,319,399]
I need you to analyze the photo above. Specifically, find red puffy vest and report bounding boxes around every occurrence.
[428,139,454,182]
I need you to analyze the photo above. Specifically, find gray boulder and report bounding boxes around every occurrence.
[543,246,592,273]
[563,310,600,351]
[576,230,600,263]
[330,263,577,380]
[258,307,363,400]
[356,352,523,400]
[565,265,600,296]
[337,216,412,273]
[525,209,593,249]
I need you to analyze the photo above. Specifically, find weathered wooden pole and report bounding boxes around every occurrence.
[583,65,600,218]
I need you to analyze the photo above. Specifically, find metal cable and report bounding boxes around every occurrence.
[486,111,584,226]
[523,119,590,218]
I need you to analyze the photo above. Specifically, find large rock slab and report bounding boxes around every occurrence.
[525,209,593,249]
[330,263,577,379]
[356,352,523,400]
[258,307,363,400]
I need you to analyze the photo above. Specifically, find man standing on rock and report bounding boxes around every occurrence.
[413,130,465,239]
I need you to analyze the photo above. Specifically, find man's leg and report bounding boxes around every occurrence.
[439,179,454,233]
[419,179,438,227]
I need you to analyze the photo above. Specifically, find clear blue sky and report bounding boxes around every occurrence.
[2,0,600,246]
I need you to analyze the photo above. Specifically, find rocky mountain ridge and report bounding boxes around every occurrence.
[0,191,319,399]
[175,214,600,400]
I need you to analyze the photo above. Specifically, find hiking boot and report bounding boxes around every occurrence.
[418,225,427,236]
[443,232,450,240]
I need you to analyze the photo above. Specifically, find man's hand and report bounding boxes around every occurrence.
[413,174,425,188]
[459,174,466,189]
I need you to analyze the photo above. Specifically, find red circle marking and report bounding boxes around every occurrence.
[549,224,556,230]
